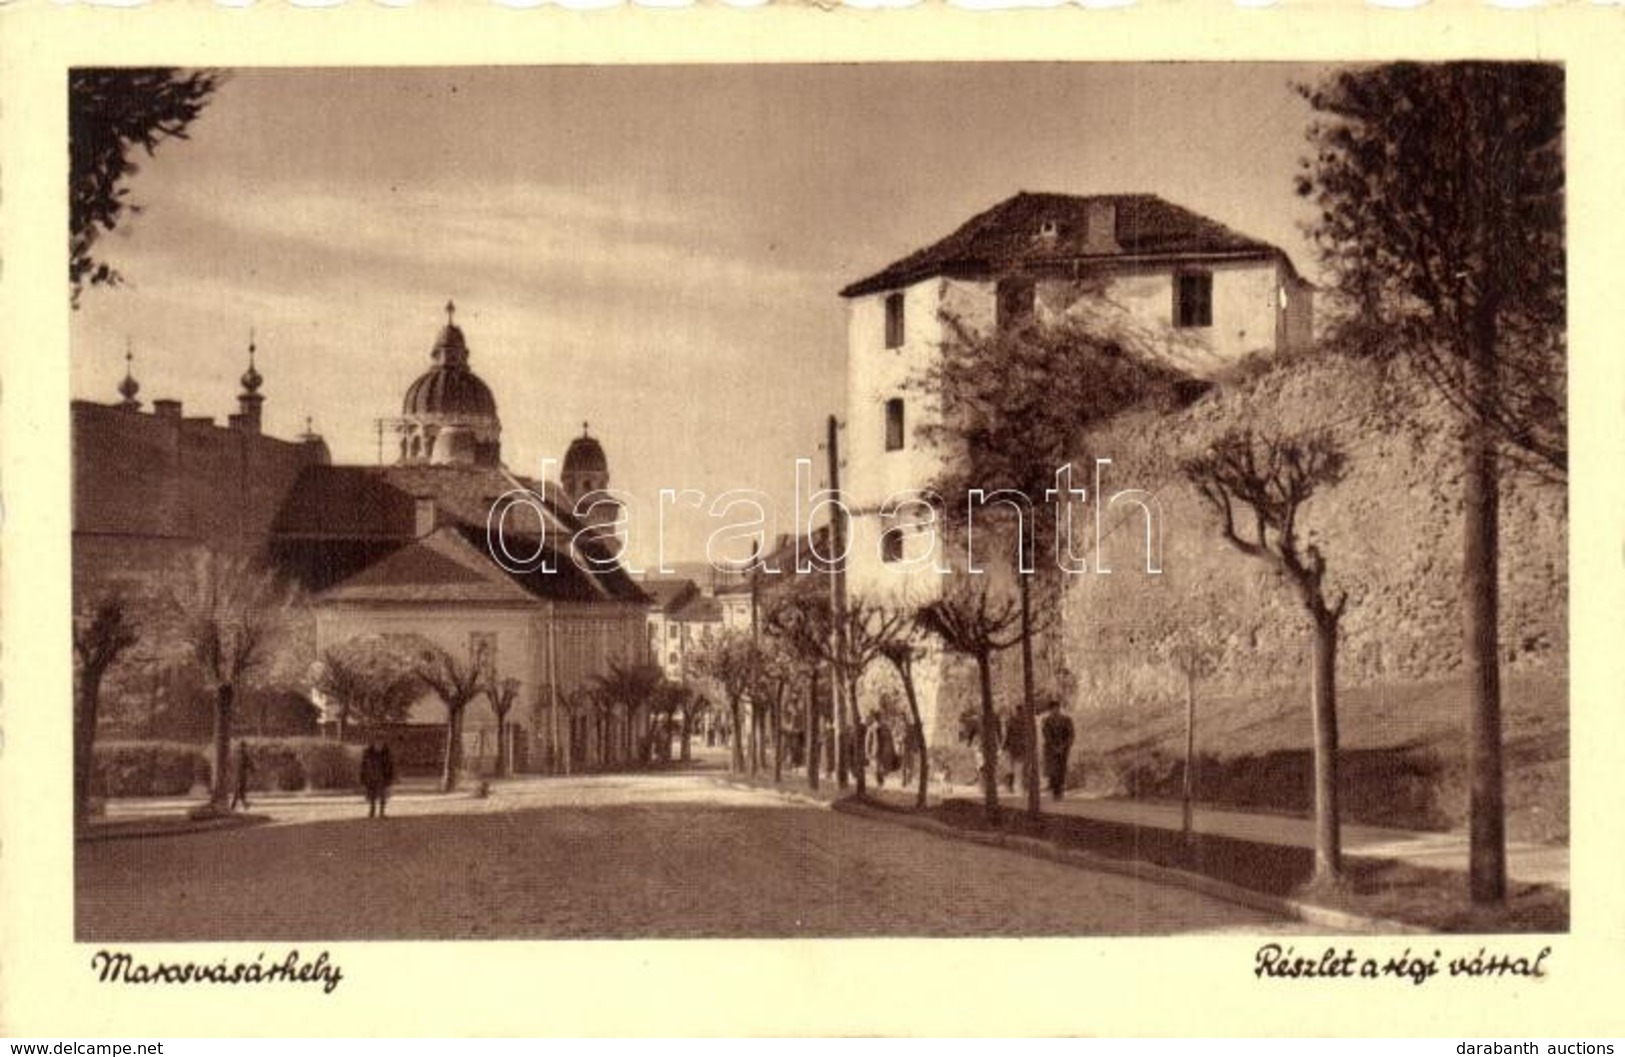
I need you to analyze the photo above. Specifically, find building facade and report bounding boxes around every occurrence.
[74,306,649,775]
[838,192,1315,737]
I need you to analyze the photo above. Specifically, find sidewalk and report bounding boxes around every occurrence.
[874,781,1569,890]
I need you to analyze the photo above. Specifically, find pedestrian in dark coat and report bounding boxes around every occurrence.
[229,740,254,811]
[360,739,395,819]
[1041,702,1076,801]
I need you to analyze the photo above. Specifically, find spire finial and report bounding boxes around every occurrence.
[240,328,264,396]
[582,420,590,437]
[446,300,456,325]
[306,415,314,433]
[118,338,141,407]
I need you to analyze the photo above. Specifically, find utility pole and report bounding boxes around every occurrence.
[826,414,851,789]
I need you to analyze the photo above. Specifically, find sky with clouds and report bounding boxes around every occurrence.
[69,63,1335,568]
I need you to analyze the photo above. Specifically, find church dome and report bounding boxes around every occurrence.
[400,301,497,418]
[396,301,503,468]
[402,364,497,417]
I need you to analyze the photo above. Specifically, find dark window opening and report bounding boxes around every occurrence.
[1175,272,1213,328]
[884,398,905,452]
[884,292,905,348]
[996,279,1036,332]
[881,527,906,564]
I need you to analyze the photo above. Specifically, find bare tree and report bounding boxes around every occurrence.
[1297,63,1564,904]
[875,613,932,809]
[1154,617,1226,841]
[914,312,1187,819]
[73,593,141,825]
[414,643,486,793]
[1182,427,1350,883]
[486,676,522,778]
[314,637,419,739]
[164,550,302,813]
[690,630,758,774]
[591,662,665,769]
[915,579,1024,823]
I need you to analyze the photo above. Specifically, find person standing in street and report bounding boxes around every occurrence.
[229,740,254,811]
[360,738,395,819]
[1041,700,1076,801]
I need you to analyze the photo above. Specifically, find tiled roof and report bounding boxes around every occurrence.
[271,466,417,538]
[318,524,648,606]
[841,192,1287,298]
[320,527,539,605]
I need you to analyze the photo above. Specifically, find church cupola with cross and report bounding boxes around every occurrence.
[398,300,503,467]
[232,331,265,433]
[116,341,142,411]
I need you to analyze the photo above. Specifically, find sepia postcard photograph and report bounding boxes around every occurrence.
[3,4,1623,1040]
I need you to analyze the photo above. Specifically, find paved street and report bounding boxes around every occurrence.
[78,772,1305,941]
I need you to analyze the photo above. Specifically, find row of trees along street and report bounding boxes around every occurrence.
[70,65,1565,908]
[692,63,1565,909]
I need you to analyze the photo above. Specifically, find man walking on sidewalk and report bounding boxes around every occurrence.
[1042,700,1075,801]
[360,738,395,819]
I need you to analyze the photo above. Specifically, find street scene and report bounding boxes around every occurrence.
[70,63,1568,941]
[80,763,1315,940]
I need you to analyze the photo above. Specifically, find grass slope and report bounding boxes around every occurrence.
[1074,672,1568,844]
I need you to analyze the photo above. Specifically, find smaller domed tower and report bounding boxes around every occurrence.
[562,423,621,547]
[236,332,265,433]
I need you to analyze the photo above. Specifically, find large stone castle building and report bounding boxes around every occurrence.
[73,304,649,773]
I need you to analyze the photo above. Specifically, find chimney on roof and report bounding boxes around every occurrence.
[415,497,437,538]
[1084,200,1120,255]
[153,399,182,419]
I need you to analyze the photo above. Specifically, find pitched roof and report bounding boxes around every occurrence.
[271,466,417,538]
[840,192,1288,298]
[320,527,539,605]
[641,577,701,612]
[319,524,649,606]
[670,594,724,623]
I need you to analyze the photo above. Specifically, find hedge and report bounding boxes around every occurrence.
[92,738,363,798]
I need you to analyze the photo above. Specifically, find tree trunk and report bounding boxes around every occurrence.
[832,672,848,789]
[849,676,867,800]
[748,705,760,777]
[806,669,821,791]
[772,693,784,784]
[897,657,928,810]
[730,697,745,773]
[494,711,509,778]
[1019,574,1040,820]
[1309,615,1343,883]
[680,706,692,763]
[1464,343,1507,904]
[211,683,235,808]
[73,668,106,827]
[441,705,463,793]
[1181,669,1197,840]
[976,654,1000,824]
